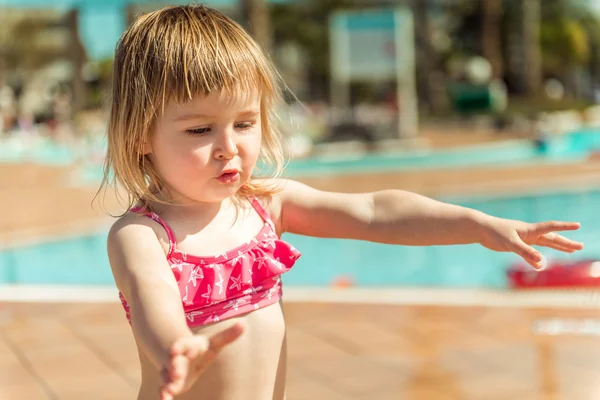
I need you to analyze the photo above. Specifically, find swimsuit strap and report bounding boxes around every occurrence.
[130,206,176,258]
[130,197,274,257]
[250,197,275,230]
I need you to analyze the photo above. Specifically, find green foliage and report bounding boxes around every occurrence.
[270,0,356,79]
[0,15,67,70]
[505,94,593,118]
[96,58,114,83]
[541,17,590,73]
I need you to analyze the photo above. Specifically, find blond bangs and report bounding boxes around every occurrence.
[97,5,286,215]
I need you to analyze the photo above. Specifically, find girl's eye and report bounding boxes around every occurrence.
[186,122,254,135]
[235,122,254,130]
[186,127,210,135]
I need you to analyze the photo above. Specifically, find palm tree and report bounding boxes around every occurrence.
[481,0,503,80]
[240,0,273,56]
[523,0,542,95]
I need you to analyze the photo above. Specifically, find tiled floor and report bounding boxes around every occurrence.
[3,137,600,399]
[1,301,599,399]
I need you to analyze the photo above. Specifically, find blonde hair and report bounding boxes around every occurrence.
[97,4,286,214]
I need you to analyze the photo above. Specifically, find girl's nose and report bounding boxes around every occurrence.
[214,130,238,160]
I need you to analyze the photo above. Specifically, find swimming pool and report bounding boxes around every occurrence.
[1,188,597,289]
[4,128,600,181]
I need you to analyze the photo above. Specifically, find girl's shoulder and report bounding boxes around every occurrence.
[106,210,180,307]
[109,207,160,232]
[107,208,172,256]
[248,178,284,232]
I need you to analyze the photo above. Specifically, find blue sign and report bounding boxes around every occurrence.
[330,8,413,81]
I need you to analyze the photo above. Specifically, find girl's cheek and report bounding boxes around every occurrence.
[187,148,213,167]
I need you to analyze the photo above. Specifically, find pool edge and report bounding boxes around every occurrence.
[1,284,599,309]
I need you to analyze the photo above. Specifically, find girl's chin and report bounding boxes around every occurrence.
[200,182,244,201]
[164,177,247,204]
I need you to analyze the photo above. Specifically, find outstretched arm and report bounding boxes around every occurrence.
[277,179,583,268]
[107,215,243,400]
[108,215,194,369]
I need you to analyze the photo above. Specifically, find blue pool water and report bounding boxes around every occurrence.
[1,188,597,288]
[286,127,600,176]
[4,128,600,179]
[3,128,600,288]
[72,139,552,185]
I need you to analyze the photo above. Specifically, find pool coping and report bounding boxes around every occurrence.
[1,284,599,309]
[0,217,113,251]
[435,168,600,202]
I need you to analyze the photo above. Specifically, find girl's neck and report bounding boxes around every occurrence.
[147,189,233,222]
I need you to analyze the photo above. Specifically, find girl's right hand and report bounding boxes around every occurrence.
[159,322,245,400]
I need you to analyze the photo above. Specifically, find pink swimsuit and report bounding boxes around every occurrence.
[119,197,301,328]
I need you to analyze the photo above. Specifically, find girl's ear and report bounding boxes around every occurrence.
[143,139,152,155]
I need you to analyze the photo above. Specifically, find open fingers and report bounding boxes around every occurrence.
[160,354,188,399]
[177,337,208,360]
[537,233,584,253]
[208,322,245,354]
[510,238,544,269]
[158,323,245,400]
[531,221,580,235]
[159,368,173,400]
[171,336,209,360]
[160,390,173,400]
[175,322,245,369]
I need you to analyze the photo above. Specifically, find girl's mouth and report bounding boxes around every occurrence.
[216,170,240,184]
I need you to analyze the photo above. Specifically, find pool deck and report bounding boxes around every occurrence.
[3,132,600,399]
[2,300,600,399]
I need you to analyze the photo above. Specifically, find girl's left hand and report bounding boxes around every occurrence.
[477,216,583,269]
[159,322,245,400]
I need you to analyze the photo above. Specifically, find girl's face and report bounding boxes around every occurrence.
[145,91,262,205]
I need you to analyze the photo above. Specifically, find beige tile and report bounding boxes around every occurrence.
[2,302,600,400]
[56,373,138,400]
[0,352,45,390]
[286,328,353,360]
[370,387,459,400]
[0,383,49,400]
[19,345,129,390]
[296,354,411,398]
[3,319,78,352]
[286,368,353,400]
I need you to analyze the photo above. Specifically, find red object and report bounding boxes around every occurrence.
[332,275,355,288]
[507,259,600,289]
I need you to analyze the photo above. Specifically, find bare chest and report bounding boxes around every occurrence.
[159,211,266,258]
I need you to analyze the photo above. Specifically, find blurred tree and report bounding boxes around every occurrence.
[481,0,503,79]
[270,0,357,100]
[449,0,539,93]
[540,0,592,98]
[240,0,273,56]
[65,9,87,114]
[541,18,589,75]
[0,13,66,71]
[577,9,600,97]
[448,0,597,96]
[445,0,481,58]
[413,0,443,114]
[269,0,600,109]
[0,9,88,114]
[522,0,542,95]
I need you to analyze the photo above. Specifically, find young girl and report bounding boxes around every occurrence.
[100,5,584,400]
